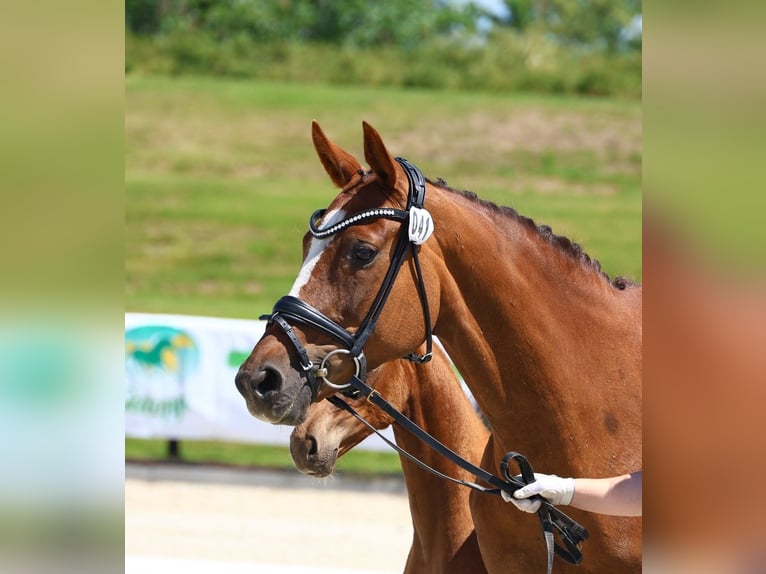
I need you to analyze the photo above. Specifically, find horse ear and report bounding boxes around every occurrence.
[362,121,405,193]
[312,120,362,188]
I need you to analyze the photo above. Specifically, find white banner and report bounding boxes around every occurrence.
[125,313,395,451]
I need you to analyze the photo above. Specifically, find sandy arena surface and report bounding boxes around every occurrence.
[126,464,413,573]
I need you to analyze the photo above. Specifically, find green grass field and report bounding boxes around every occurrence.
[126,75,641,472]
[126,75,641,318]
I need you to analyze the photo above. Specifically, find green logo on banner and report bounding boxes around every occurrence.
[125,326,199,419]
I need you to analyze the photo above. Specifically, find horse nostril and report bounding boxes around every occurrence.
[307,434,318,460]
[254,366,282,398]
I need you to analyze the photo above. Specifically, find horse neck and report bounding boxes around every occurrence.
[392,359,489,573]
[427,186,641,467]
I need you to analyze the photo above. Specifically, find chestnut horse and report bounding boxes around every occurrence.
[236,121,642,573]
[290,345,490,574]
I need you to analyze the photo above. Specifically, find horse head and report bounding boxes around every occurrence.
[289,360,410,476]
[236,121,440,424]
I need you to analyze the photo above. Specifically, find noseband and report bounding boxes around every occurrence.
[260,157,434,399]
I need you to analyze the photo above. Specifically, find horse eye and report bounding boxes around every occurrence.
[352,245,377,265]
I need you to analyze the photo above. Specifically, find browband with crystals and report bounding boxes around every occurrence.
[309,207,408,239]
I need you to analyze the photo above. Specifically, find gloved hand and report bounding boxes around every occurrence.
[501,473,575,513]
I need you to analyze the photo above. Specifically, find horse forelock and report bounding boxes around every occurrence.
[428,177,639,290]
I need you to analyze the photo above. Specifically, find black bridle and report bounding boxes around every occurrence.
[260,157,588,573]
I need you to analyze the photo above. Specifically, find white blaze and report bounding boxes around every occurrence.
[288,208,346,298]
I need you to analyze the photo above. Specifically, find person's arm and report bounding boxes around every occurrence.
[502,471,642,517]
[569,472,642,516]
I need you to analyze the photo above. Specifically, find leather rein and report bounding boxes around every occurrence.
[260,158,588,573]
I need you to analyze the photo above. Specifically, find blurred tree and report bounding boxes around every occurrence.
[125,0,483,47]
[503,0,537,32]
[124,0,641,96]
[300,0,482,48]
[549,0,641,53]
[125,0,164,35]
[497,0,641,52]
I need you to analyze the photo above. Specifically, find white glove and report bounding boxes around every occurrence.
[501,473,575,513]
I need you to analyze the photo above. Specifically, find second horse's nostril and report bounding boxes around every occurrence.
[254,367,282,397]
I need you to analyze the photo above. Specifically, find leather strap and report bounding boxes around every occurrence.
[501,452,588,572]
[402,243,433,364]
[267,296,357,349]
[396,157,426,209]
[331,379,588,570]
[268,314,319,399]
[327,395,497,493]
[351,227,412,358]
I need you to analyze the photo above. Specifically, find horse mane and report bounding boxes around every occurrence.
[429,178,638,290]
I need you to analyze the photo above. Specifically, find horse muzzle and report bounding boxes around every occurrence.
[289,427,339,477]
[234,361,311,425]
